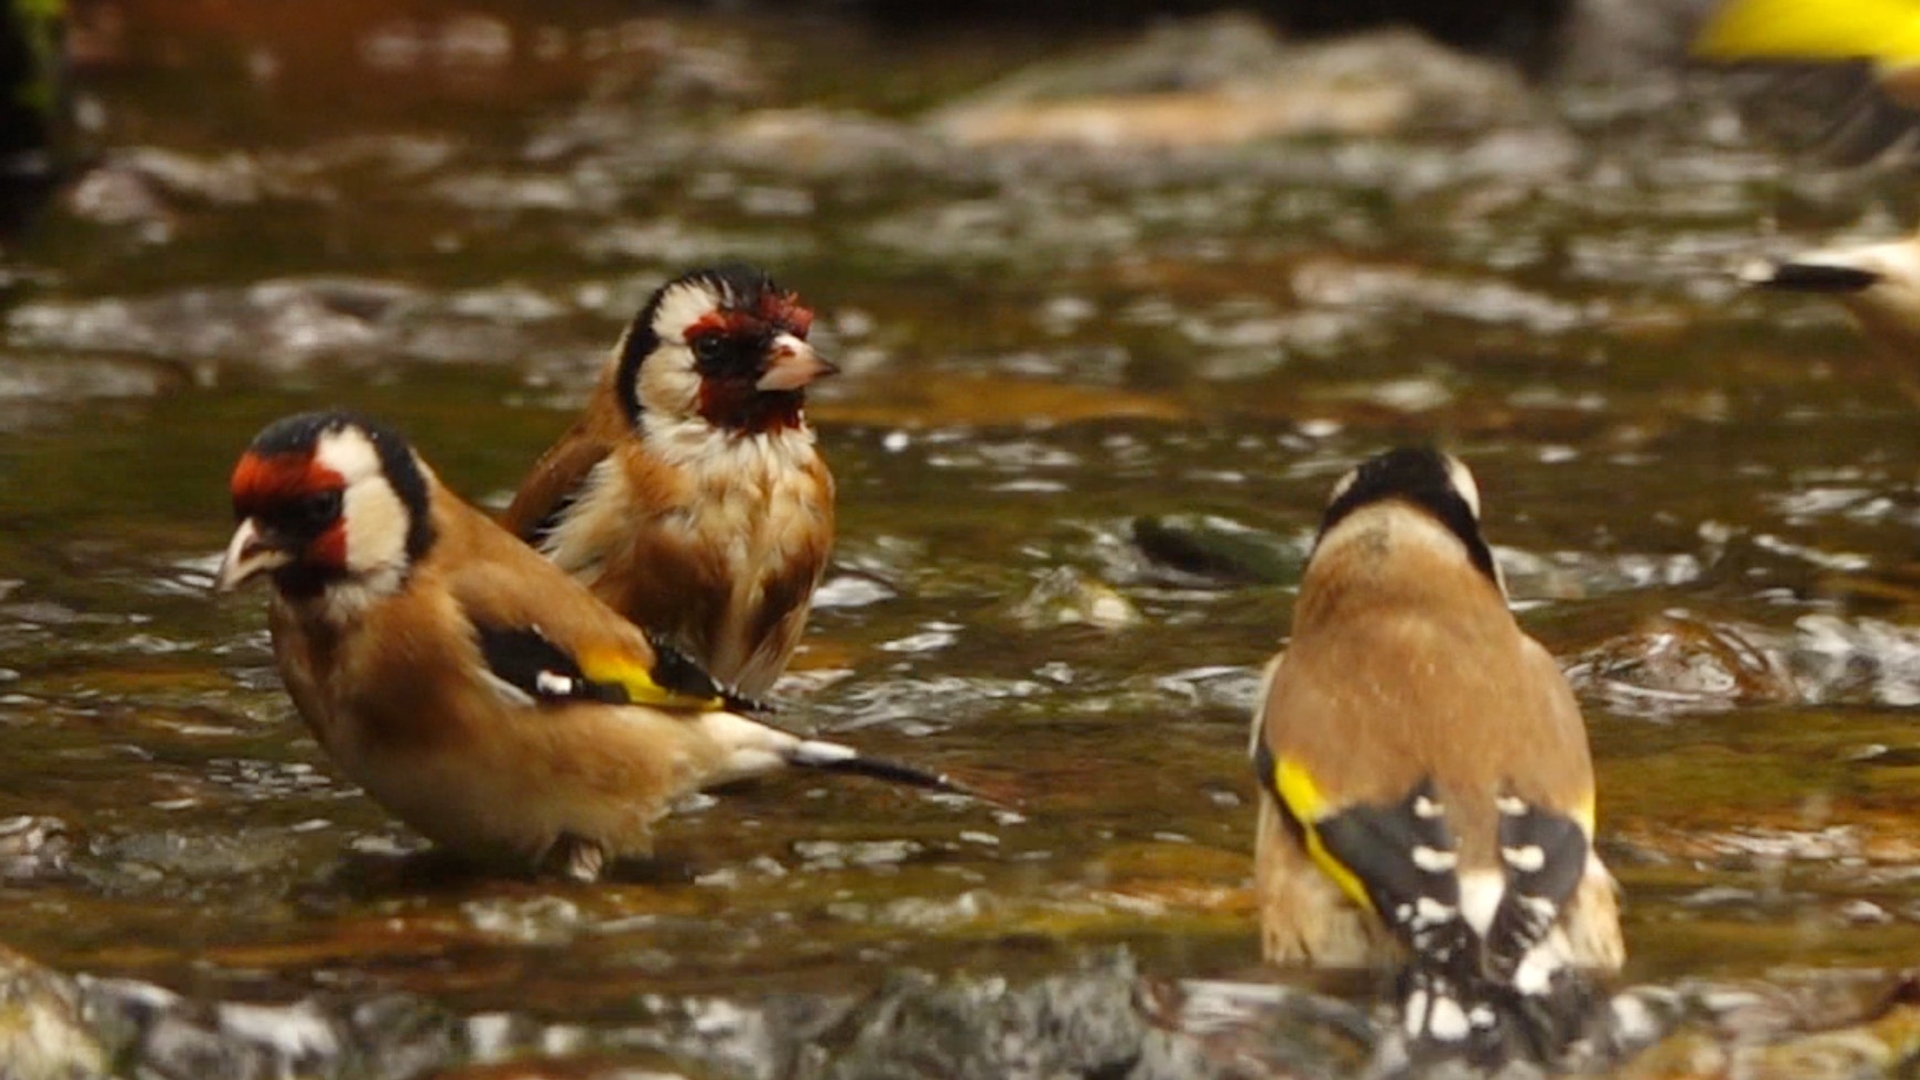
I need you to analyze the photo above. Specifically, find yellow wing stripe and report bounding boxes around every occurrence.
[1573,792,1597,839]
[576,648,724,711]
[1271,755,1378,916]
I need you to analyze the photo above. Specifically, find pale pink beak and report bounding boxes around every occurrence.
[214,518,290,592]
[756,333,838,392]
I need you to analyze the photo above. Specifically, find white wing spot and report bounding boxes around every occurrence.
[1501,844,1546,872]
[1411,845,1458,872]
[1426,995,1470,1041]
[1514,946,1561,996]
[534,671,575,697]
[1496,795,1527,816]
[1413,795,1444,819]
[1402,988,1429,1035]
[1412,897,1457,927]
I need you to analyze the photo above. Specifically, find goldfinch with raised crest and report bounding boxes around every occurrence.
[1250,449,1623,1061]
[216,411,945,882]
[501,265,836,699]
[1737,229,1920,358]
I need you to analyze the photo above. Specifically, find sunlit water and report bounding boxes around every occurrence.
[3,2,1920,1070]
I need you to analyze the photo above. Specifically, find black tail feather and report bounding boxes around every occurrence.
[1753,261,1880,293]
[1389,960,1610,1073]
[646,637,777,714]
[808,753,958,792]
[786,737,962,794]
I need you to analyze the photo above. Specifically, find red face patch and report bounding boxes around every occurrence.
[683,286,817,434]
[229,451,350,569]
[230,452,338,517]
[684,289,815,351]
[309,521,349,569]
[758,288,813,339]
[685,310,750,344]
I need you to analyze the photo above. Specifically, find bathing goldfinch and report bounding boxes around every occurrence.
[1250,449,1623,1058]
[217,411,944,882]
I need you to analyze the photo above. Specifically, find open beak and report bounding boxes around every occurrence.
[756,333,839,393]
[214,518,292,592]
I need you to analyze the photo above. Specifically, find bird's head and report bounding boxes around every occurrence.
[215,411,435,601]
[1318,448,1500,590]
[617,264,835,436]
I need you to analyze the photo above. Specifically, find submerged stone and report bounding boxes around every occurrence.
[801,951,1368,1080]
[79,976,459,1080]
[1130,515,1301,586]
[0,814,69,881]
[0,944,110,1080]
[1792,616,1920,708]
[1007,566,1142,631]
[1564,611,1798,716]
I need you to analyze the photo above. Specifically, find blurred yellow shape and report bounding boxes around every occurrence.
[1693,0,1920,107]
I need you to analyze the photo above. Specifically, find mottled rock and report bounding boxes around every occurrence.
[0,944,110,1080]
[931,17,1537,149]
[1792,616,1920,709]
[1131,515,1301,586]
[0,815,71,881]
[1564,612,1797,715]
[1616,997,1920,1079]
[1007,566,1142,631]
[803,952,1361,1080]
[80,977,458,1080]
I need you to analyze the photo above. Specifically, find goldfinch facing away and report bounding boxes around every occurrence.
[216,411,944,882]
[501,265,836,699]
[1738,229,1920,357]
[1250,449,1622,1060]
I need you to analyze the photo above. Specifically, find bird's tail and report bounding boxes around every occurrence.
[692,710,957,793]
[1741,257,1881,292]
[1387,797,1615,1072]
[1391,946,1608,1072]
[785,737,956,790]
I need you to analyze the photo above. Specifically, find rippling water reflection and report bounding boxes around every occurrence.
[3,2,1920,1073]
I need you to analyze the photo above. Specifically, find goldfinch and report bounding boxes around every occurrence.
[500,265,836,699]
[1738,229,1920,357]
[1250,449,1623,1059]
[215,411,944,882]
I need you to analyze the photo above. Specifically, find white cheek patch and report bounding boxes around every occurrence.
[651,281,722,346]
[1442,454,1481,521]
[313,426,383,487]
[1326,465,1360,507]
[313,426,410,580]
[638,343,704,418]
[639,281,726,419]
[340,479,410,576]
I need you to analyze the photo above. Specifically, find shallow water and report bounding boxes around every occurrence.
[5,2,1920,1073]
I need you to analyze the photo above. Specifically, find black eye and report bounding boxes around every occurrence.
[298,489,342,530]
[691,335,723,363]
